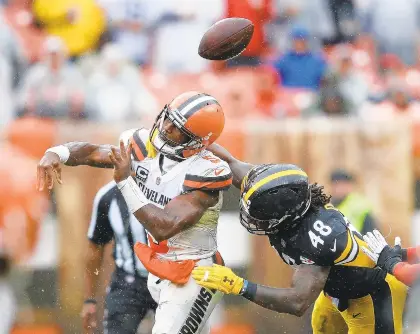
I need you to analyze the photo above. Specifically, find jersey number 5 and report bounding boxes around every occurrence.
[309,220,332,248]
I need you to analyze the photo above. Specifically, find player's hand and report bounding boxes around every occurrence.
[192,264,244,295]
[81,301,97,333]
[37,152,63,191]
[362,229,403,273]
[109,140,132,183]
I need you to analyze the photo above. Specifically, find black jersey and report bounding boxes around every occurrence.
[269,204,386,300]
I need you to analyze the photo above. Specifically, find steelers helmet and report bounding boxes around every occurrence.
[150,91,225,159]
[239,164,311,235]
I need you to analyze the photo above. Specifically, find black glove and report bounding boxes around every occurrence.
[377,245,403,274]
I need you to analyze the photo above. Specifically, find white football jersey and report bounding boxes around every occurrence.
[119,128,232,261]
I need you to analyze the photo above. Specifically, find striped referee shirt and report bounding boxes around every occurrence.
[87,181,148,277]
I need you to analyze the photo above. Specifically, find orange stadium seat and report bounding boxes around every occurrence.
[5,117,57,160]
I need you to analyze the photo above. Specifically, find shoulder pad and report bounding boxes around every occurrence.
[303,209,349,266]
[128,128,151,162]
[183,151,232,192]
[119,128,138,147]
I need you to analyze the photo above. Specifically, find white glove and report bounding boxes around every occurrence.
[361,230,393,264]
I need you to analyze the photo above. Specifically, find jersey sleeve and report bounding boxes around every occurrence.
[183,152,233,192]
[316,213,367,267]
[305,210,351,266]
[87,183,115,245]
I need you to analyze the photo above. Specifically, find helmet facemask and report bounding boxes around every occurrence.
[150,105,205,160]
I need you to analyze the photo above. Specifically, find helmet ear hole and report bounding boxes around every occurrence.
[268,189,279,195]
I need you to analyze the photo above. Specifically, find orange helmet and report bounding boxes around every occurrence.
[150,91,225,159]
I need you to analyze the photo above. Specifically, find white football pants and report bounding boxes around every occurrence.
[147,257,223,334]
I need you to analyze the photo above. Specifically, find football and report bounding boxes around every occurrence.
[198,18,254,61]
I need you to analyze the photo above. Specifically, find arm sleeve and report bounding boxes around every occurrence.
[406,246,420,264]
[87,185,115,245]
[393,262,420,286]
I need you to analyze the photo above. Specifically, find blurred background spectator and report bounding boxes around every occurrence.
[362,0,420,66]
[151,0,224,73]
[98,0,152,66]
[17,36,86,120]
[324,45,368,113]
[225,0,272,67]
[329,169,378,235]
[272,27,328,90]
[268,0,336,52]
[85,43,158,123]
[302,87,352,117]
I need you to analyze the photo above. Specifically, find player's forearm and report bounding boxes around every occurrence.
[207,144,254,188]
[133,204,192,242]
[404,246,420,264]
[244,265,330,317]
[392,262,420,286]
[63,142,115,168]
[85,244,104,299]
[248,284,314,316]
[230,160,254,189]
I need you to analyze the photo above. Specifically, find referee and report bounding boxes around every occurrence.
[81,181,157,334]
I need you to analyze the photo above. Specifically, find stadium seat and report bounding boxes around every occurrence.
[5,117,57,160]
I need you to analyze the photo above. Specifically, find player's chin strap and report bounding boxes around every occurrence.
[117,177,149,213]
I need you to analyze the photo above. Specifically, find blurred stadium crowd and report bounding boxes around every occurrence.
[1,0,420,333]
[1,0,420,126]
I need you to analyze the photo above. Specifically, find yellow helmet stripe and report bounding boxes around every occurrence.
[244,170,308,202]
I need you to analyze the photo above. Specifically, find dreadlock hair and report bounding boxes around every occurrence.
[308,183,331,213]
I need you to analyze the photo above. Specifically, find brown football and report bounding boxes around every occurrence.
[198,18,254,61]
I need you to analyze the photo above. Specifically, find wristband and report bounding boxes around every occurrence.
[239,279,248,295]
[241,280,257,301]
[117,177,149,213]
[46,145,70,163]
[83,299,97,305]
